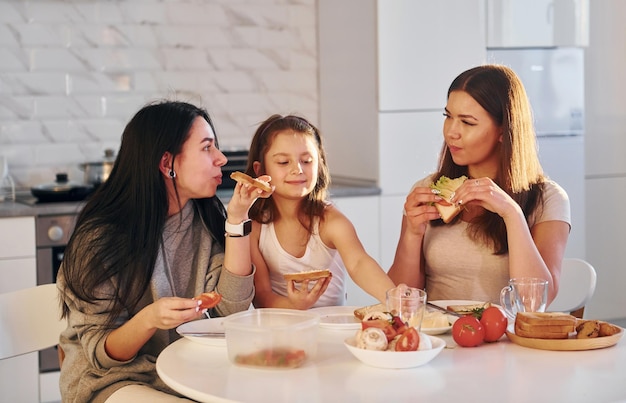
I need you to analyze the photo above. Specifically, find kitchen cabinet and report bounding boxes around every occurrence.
[0,216,42,402]
[332,195,380,307]
[486,0,589,48]
[319,0,486,185]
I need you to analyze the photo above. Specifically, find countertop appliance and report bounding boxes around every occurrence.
[487,47,586,259]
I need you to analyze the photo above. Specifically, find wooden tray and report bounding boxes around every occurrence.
[506,324,624,351]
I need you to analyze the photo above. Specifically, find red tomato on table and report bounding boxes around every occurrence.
[480,306,508,342]
[452,316,485,347]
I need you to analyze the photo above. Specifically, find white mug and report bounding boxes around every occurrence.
[499,277,548,320]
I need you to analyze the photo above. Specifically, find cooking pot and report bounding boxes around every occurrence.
[31,173,94,202]
[79,149,115,187]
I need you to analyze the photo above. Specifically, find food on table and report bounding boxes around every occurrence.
[514,312,576,339]
[479,306,508,342]
[422,311,450,329]
[452,316,485,347]
[353,303,387,321]
[354,310,431,352]
[229,171,272,192]
[356,327,388,351]
[194,291,222,310]
[575,320,621,339]
[446,302,492,317]
[429,175,468,223]
[234,347,306,368]
[283,269,331,283]
[575,320,600,339]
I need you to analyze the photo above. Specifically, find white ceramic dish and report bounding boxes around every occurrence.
[344,334,445,369]
[421,314,458,335]
[310,305,361,330]
[176,318,226,347]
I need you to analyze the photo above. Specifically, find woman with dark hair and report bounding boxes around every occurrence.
[387,65,570,305]
[246,114,395,309]
[57,100,271,402]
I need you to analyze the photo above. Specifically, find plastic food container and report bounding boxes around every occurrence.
[223,308,319,369]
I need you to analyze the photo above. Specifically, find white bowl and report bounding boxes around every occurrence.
[344,334,445,369]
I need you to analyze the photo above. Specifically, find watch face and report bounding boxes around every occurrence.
[243,219,252,235]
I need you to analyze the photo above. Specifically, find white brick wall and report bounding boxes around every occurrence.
[0,0,318,188]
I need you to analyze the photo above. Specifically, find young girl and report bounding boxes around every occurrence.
[245,114,395,309]
[387,65,571,305]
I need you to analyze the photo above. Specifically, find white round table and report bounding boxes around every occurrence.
[156,327,626,403]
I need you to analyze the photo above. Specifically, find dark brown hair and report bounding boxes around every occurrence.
[433,65,545,254]
[245,114,330,234]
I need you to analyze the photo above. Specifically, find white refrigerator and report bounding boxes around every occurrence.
[487,48,586,259]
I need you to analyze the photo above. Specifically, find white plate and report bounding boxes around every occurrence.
[309,306,361,330]
[344,334,445,369]
[421,314,458,336]
[176,318,226,347]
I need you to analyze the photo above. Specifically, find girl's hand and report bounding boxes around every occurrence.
[143,297,204,330]
[227,174,273,222]
[403,186,445,236]
[449,177,522,220]
[285,275,332,310]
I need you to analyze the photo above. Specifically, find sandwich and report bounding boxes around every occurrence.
[283,269,331,283]
[514,312,577,339]
[353,303,388,321]
[230,171,272,192]
[429,175,468,223]
[446,302,492,316]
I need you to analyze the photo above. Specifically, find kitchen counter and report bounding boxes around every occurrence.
[0,181,381,218]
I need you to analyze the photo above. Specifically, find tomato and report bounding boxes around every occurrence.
[452,316,485,347]
[391,316,409,334]
[195,291,222,310]
[480,306,508,342]
[362,319,397,341]
[395,327,420,351]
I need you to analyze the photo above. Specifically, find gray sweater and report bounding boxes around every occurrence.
[57,202,254,402]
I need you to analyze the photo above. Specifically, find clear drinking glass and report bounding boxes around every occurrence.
[386,285,427,330]
[500,277,548,320]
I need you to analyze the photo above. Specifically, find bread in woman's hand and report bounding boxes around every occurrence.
[194,291,222,310]
[230,171,272,192]
[429,175,468,223]
[283,269,331,283]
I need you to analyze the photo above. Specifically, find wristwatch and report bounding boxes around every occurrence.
[225,219,252,237]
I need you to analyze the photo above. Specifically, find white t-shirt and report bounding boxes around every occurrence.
[413,176,570,304]
[259,220,347,307]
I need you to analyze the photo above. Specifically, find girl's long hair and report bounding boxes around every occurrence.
[432,65,545,254]
[61,100,226,326]
[245,114,330,234]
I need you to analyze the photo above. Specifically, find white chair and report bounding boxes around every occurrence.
[548,258,597,319]
[0,283,66,360]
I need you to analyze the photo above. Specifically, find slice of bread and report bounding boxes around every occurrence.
[575,320,600,339]
[283,269,331,283]
[353,303,387,321]
[514,312,576,339]
[446,302,492,315]
[434,202,462,224]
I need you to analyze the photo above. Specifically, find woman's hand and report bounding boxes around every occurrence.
[285,276,332,310]
[403,186,444,236]
[227,174,273,223]
[143,297,204,330]
[449,177,522,221]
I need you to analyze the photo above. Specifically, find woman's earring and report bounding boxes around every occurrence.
[168,169,176,179]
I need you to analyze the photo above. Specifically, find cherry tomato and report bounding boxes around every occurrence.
[480,306,508,342]
[452,316,485,347]
[362,319,397,341]
[395,327,420,351]
[195,291,222,310]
